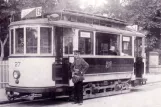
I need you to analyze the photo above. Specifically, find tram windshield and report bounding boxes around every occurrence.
[15,28,24,54]
[10,26,53,55]
[10,29,14,54]
[26,27,38,53]
[40,27,52,54]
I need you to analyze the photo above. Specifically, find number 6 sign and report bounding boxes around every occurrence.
[36,7,42,17]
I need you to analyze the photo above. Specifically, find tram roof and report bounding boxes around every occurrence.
[52,10,128,26]
[9,18,145,37]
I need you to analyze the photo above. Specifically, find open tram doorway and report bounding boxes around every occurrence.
[55,27,63,61]
[53,27,72,85]
[96,32,120,55]
[134,37,144,78]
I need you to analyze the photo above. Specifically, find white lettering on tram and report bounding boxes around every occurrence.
[105,61,112,69]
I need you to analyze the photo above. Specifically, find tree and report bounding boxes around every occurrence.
[125,0,161,50]
[4,0,160,58]
[0,0,19,60]
[126,0,161,28]
[0,0,59,60]
[99,0,128,19]
[17,0,58,15]
[17,0,82,14]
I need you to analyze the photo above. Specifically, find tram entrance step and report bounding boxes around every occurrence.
[131,78,147,87]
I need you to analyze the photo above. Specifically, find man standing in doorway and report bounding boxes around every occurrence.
[71,50,89,105]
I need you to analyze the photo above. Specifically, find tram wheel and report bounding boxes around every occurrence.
[42,93,50,98]
[42,93,56,99]
[6,91,15,101]
[7,96,15,101]
[114,84,121,91]
[28,94,35,101]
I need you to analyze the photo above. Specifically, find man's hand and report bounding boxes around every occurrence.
[72,69,79,76]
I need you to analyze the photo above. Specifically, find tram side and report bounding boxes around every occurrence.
[5,18,145,101]
[52,24,145,98]
[62,29,139,99]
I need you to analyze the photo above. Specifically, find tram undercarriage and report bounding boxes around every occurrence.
[82,79,130,99]
[6,77,147,101]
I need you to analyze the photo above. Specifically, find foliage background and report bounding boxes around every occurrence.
[1,0,161,60]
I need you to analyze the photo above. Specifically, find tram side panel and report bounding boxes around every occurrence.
[85,58,133,73]
[69,57,134,86]
[86,57,133,82]
[9,57,56,87]
[67,57,134,99]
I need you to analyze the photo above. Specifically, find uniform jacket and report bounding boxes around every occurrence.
[71,57,89,82]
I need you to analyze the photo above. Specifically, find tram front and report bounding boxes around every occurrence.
[5,19,69,100]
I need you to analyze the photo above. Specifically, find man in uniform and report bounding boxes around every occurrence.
[71,50,89,105]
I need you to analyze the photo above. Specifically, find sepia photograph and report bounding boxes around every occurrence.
[0,0,161,107]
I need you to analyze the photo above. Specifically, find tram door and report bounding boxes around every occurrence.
[53,27,69,85]
[134,37,144,78]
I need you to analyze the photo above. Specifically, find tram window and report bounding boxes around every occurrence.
[122,36,132,56]
[11,29,14,54]
[15,28,24,54]
[63,28,73,54]
[26,27,38,53]
[79,31,93,55]
[96,33,120,55]
[40,27,52,54]
[135,37,142,57]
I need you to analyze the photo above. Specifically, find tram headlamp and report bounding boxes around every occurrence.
[13,70,20,79]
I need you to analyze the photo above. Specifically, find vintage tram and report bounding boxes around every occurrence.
[6,10,146,101]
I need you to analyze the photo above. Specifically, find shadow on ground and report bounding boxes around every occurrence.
[18,97,70,107]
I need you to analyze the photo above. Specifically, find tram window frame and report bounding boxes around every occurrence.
[134,37,142,57]
[122,36,132,56]
[78,31,94,55]
[26,27,38,54]
[63,28,74,55]
[10,29,14,54]
[15,28,24,54]
[40,27,52,54]
[10,25,54,56]
[95,32,120,56]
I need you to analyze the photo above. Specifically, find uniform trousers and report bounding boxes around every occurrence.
[74,81,83,103]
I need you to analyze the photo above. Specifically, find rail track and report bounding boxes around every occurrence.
[1,81,161,106]
[0,97,51,106]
